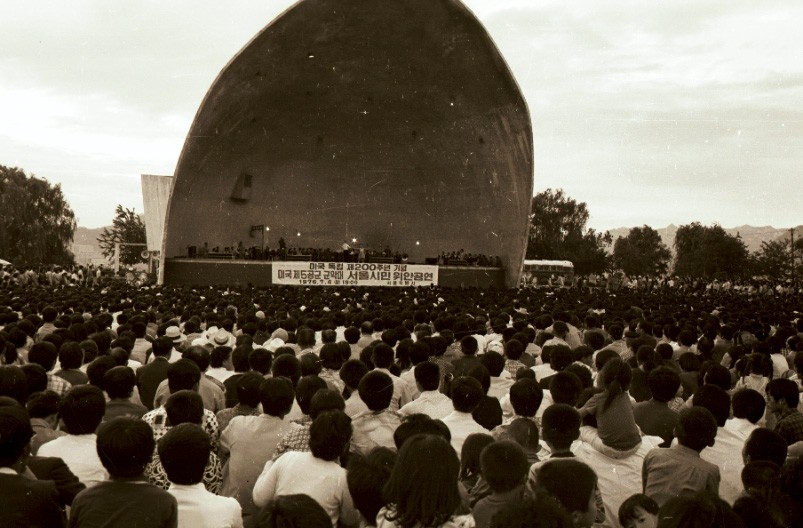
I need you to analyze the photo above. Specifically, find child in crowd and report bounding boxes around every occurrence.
[578,359,642,458]
[532,459,599,528]
[642,407,720,507]
[69,417,177,527]
[472,441,530,528]
[618,493,658,528]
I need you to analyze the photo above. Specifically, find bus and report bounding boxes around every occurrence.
[520,259,575,287]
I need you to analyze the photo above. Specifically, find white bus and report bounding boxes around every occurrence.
[520,259,575,287]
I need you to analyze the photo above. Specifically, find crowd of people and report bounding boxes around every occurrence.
[0,275,802,527]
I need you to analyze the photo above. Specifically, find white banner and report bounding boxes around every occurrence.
[272,261,438,287]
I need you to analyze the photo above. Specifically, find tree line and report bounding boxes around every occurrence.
[0,165,798,279]
[528,188,801,281]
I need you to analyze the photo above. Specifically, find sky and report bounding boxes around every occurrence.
[1,0,801,232]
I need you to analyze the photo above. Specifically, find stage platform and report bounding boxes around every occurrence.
[163,259,506,289]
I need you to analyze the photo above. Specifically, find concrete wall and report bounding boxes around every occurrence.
[163,0,533,287]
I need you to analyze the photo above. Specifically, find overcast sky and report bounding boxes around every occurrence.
[1,0,800,231]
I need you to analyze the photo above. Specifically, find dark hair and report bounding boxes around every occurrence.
[541,404,581,449]
[25,390,60,418]
[347,447,397,524]
[414,362,440,392]
[767,378,799,408]
[648,367,681,403]
[0,405,33,467]
[692,385,730,427]
[450,376,484,413]
[340,359,369,390]
[210,346,232,368]
[743,428,787,467]
[358,370,394,411]
[731,389,766,424]
[480,351,505,377]
[167,359,201,393]
[509,379,543,418]
[394,414,451,450]
[253,494,331,528]
[489,496,573,528]
[481,440,529,492]
[657,493,742,528]
[599,358,632,411]
[29,342,59,371]
[58,341,84,370]
[549,371,583,407]
[505,340,524,361]
[294,375,326,415]
[103,366,137,399]
[372,343,395,369]
[246,348,272,376]
[234,372,265,408]
[618,493,659,527]
[299,352,322,377]
[505,417,540,451]
[548,345,574,372]
[158,423,210,485]
[232,345,252,373]
[182,345,211,372]
[152,336,174,357]
[309,409,352,461]
[165,390,204,426]
[61,384,105,434]
[468,364,491,394]
[86,355,117,389]
[460,335,478,356]
[271,354,301,387]
[459,432,495,481]
[260,377,296,417]
[320,343,343,370]
[676,407,717,452]
[96,417,155,478]
[309,389,346,419]
[0,365,28,405]
[382,434,461,527]
[535,459,597,514]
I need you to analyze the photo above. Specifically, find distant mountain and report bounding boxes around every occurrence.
[606,224,800,254]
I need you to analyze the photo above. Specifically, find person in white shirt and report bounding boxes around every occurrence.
[161,423,242,528]
[399,362,452,419]
[441,376,488,459]
[253,410,360,527]
[371,344,412,412]
[38,385,109,487]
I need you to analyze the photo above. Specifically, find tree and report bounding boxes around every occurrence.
[97,205,147,266]
[0,165,76,267]
[612,225,672,276]
[753,238,803,280]
[673,222,749,278]
[527,188,611,275]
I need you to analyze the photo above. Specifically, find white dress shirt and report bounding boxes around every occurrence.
[399,390,453,420]
[168,482,242,528]
[38,433,108,487]
[441,410,487,459]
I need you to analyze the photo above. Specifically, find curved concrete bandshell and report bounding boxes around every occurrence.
[162,0,533,287]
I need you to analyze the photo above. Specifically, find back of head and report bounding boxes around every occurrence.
[152,336,174,357]
[372,343,395,369]
[548,345,573,372]
[234,372,264,408]
[309,389,346,419]
[382,434,460,528]
[309,409,352,461]
[394,414,451,450]
[731,389,766,425]
[103,366,136,399]
[248,348,273,375]
[320,343,343,370]
[743,428,787,467]
[165,389,204,426]
[0,405,33,468]
[254,494,331,528]
[535,459,597,519]
[657,493,742,528]
[28,342,58,371]
[692,385,731,427]
[358,370,394,411]
[0,365,27,405]
[541,404,581,449]
[676,407,718,452]
[271,354,302,387]
[480,351,506,377]
[294,375,327,415]
[339,359,369,390]
[549,372,583,407]
[25,390,61,419]
[413,362,440,392]
[61,384,105,434]
[460,335,478,356]
[158,422,210,485]
[767,378,799,408]
[167,358,201,393]
[347,447,397,524]
[183,345,211,372]
[96,417,155,478]
[489,496,573,528]
[480,440,529,493]
[260,376,296,417]
[648,367,681,403]
[509,378,543,418]
[450,376,484,413]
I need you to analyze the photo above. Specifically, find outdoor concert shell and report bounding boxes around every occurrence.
[161,0,533,287]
